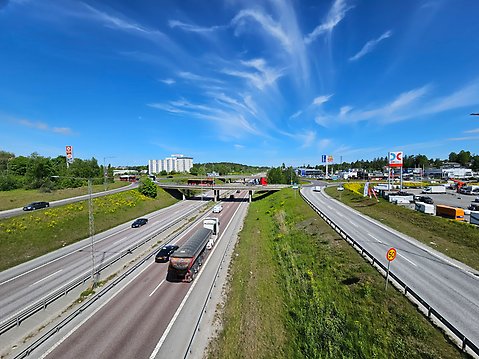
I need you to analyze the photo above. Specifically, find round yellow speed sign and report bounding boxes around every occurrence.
[386,248,397,261]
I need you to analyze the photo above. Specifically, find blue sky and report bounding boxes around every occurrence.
[1,0,478,167]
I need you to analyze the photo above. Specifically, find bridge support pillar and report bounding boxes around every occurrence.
[214,189,219,202]
[249,190,253,202]
[182,192,186,200]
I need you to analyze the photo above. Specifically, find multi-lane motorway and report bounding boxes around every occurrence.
[302,185,479,352]
[1,191,248,358]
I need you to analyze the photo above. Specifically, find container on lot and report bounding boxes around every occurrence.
[415,202,435,215]
[422,185,447,194]
[471,211,479,225]
[435,205,465,221]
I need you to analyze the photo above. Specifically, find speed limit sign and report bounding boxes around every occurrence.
[386,248,397,262]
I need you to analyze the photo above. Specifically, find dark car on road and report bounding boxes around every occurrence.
[131,218,148,228]
[155,245,179,262]
[415,196,434,204]
[23,201,50,211]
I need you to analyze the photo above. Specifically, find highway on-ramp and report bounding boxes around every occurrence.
[302,185,479,352]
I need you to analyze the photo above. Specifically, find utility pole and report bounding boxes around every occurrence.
[88,178,96,288]
[103,156,115,192]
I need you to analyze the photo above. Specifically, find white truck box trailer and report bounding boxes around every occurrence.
[415,202,435,215]
[422,185,446,194]
[470,211,479,225]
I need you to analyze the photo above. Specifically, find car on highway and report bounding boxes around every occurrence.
[155,244,179,262]
[337,186,344,191]
[131,218,148,228]
[212,204,223,213]
[23,201,50,211]
[415,196,434,205]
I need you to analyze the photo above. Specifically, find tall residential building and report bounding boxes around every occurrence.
[148,155,193,174]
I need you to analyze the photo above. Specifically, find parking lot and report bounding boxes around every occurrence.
[402,188,478,211]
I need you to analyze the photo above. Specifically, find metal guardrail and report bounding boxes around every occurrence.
[300,190,479,357]
[11,204,215,359]
[0,203,206,336]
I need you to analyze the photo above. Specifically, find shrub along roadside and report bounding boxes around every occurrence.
[208,189,464,358]
[0,188,177,271]
[325,185,479,271]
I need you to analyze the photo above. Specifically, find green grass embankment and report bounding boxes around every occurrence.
[0,181,130,211]
[209,189,464,359]
[0,188,177,271]
[325,185,479,271]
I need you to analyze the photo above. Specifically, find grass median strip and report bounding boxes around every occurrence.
[0,189,177,271]
[208,188,464,358]
[325,185,479,271]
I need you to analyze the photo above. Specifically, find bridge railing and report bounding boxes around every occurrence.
[300,189,479,357]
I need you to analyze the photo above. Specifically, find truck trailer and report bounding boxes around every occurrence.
[435,205,465,221]
[167,218,220,282]
[415,202,435,215]
[422,185,447,194]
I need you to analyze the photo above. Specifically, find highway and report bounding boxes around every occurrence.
[0,182,138,219]
[302,185,479,351]
[17,192,248,358]
[0,198,206,339]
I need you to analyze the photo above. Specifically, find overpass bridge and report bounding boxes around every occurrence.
[156,183,288,202]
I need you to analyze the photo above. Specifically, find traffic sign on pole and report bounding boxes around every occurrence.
[385,247,397,290]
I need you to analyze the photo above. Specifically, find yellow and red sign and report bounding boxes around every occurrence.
[386,248,397,261]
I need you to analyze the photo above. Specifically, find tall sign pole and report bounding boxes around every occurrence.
[388,151,403,190]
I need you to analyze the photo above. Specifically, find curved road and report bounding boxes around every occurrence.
[302,185,479,351]
[0,182,138,220]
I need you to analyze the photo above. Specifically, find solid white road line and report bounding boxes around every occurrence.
[29,269,63,287]
[149,279,165,297]
[370,235,383,244]
[398,253,417,267]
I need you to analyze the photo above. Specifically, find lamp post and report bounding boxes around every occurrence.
[51,175,98,288]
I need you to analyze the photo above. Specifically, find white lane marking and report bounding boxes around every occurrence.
[149,201,244,359]
[29,269,63,287]
[0,226,130,287]
[398,253,417,267]
[38,261,155,359]
[370,235,383,244]
[149,279,165,297]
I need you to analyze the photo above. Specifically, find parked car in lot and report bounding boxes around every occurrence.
[468,203,479,211]
[212,204,223,213]
[131,218,148,228]
[155,244,179,262]
[23,201,49,211]
[415,196,434,205]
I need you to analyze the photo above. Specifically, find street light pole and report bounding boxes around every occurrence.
[87,178,96,287]
[103,156,115,192]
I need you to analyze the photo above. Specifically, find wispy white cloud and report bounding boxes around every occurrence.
[232,9,292,53]
[339,106,352,117]
[319,138,332,149]
[304,0,354,44]
[160,78,175,85]
[178,71,224,84]
[349,30,393,61]
[290,110,303,119]
[16,118,73,135]
[221,58,283,90]
[448,136,479,141]
[464,128,479,134]
[312,94,333,106]
[169,19,226,33]
[234,144,245,149]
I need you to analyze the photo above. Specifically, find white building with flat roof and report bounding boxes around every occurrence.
[148,155,193,174]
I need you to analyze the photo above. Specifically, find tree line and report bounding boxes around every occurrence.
[0,151,113,191]
[189,162,269,176]
[301,150,479,172]
[267,165,299,185]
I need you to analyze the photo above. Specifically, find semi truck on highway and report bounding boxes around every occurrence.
[435,205,465,221]
[167,218,219,282]
[422,185,446,194]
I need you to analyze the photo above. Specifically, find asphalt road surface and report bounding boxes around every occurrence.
[0,199,205,332]
[14,193,248,359]
[0,183,138,220]
[303,185,479,351]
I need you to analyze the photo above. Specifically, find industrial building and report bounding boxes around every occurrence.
[148,155,193,174]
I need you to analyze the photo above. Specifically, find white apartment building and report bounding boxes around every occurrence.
[148,155,193,174]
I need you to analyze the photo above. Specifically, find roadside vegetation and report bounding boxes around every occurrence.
[326,184,479,271]
[0,181,129,211]
[0,188,177,271]
[209,189,463,358]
